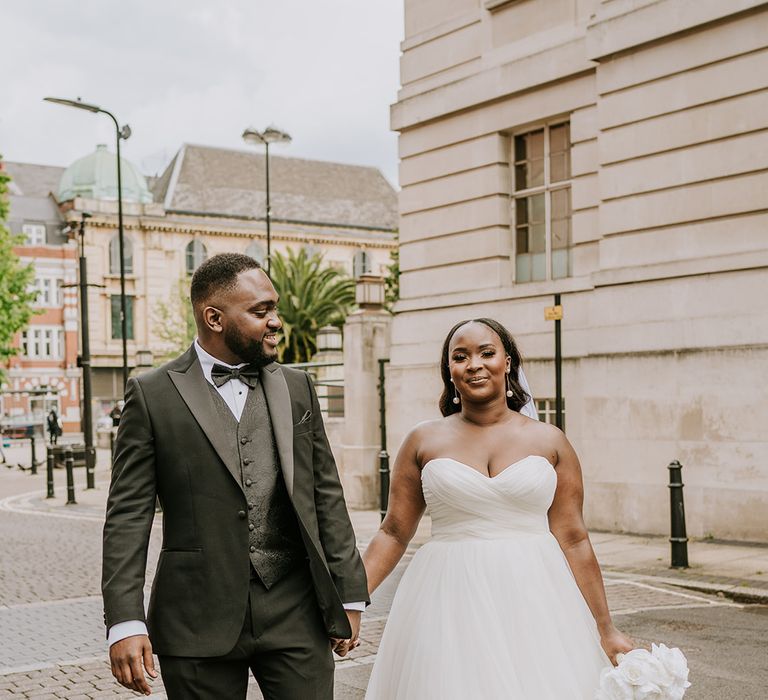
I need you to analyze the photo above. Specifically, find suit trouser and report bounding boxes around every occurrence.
[158,565,334,700]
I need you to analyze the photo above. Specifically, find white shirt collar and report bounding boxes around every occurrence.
[194,339,246,385]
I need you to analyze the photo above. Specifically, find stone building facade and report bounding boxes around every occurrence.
[2,162,81,433]
[58,143,398,415]
[388,0,768,540]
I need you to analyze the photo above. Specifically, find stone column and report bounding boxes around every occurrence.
[340,276,391,509]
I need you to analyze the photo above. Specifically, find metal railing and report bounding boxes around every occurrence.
[284,361,344,418]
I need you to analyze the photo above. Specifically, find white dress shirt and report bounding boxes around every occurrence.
[108,340,362,647]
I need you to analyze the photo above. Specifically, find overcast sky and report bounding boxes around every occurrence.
[1,1,404,186]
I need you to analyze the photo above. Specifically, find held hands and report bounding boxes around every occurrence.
[109,634,158,696]
[600,626,635,666]
[331,610,362,657]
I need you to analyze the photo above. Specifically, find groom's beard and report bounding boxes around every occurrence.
[223,324,277,369]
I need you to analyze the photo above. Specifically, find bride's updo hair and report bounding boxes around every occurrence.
[438,318,530,417]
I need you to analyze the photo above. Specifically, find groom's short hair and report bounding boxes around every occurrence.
[190,253,262,308]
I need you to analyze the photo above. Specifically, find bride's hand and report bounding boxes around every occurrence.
[600,626,635,665]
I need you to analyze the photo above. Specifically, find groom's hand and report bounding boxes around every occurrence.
[109,634,157,695]
[331,610,362,657]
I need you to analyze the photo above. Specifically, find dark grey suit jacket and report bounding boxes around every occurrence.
[102,345,368,657]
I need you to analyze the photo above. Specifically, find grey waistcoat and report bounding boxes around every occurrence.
[206,378,304,588]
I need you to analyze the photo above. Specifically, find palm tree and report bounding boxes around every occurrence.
[270,247,356,364]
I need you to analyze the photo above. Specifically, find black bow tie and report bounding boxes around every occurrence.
[210,363,261,388]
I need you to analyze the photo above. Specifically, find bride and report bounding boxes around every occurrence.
[362,318,634,699]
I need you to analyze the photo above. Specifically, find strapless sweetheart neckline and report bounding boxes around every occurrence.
[422,454,555,481]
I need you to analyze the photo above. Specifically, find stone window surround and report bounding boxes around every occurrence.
[21,326,65,360]
[511,118,573,284]
[31,275,64,308]
[22,222,47,246]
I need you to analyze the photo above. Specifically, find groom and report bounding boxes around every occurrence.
[102,253,368,698]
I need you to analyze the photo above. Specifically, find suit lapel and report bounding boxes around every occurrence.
[261,364,295,497]
[167,349,243,493]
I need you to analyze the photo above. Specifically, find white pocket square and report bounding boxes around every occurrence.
[296,410,312,425]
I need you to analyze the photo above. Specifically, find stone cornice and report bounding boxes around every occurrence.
[586,0,768,61]
[392,36,595,131]
[80,214,397,250]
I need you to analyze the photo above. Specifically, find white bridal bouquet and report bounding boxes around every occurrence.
[596,644,691,700]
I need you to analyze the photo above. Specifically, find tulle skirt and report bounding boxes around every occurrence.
[365,532,611,699]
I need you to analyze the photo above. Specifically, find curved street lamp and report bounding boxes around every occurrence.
[44,97,131,391]
[242,126,291,274]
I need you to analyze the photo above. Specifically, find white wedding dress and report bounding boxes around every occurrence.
[365,455,611,699]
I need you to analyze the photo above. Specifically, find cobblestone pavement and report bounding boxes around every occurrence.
[0,463,757,699]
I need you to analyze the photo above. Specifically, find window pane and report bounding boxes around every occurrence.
[111,296,135,339]
[514,129,544,190]
[551,187,571,221]
[530,223,546,254]
[530,193,545,224]
[125,297,134,340]
[515,226,529,254]
[111,296,121,339]
[552,248,571,279]
[124,238,134,274]
[549,123,571,182]
[551,219,570,250]
[531,252,546,281]
[515,253,531,284]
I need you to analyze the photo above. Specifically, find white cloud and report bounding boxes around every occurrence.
[0,0,403,185]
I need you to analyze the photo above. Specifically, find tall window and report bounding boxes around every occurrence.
[109,235,134,274]
[111,295,135,340]
[353,249,371,279]
[32,277,63,307]
[186,239,208,274]
[513,121,572,283]
[21,327,64,359]
[22,223,46,245]
[245,241,266,265]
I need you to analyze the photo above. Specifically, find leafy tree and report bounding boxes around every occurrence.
[0,158,38,381]
[270,247,355,364]
[152,277,196,361]
[384,244,399,310]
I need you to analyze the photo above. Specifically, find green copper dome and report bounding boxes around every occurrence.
[58,144,152,203]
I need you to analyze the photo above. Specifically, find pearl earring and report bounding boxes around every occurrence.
[505,370,514,398]
[451,379,460,404]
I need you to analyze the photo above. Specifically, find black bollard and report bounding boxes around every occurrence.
[379,450,390,522]
[65,446,77,505]
[668,460,689,568]
[30,434,38,475]
[46,448,55,499]
[85,445,96,490]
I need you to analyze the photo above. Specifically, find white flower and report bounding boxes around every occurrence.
[651,643,691,691]
[634,682,665,700]
[597,646,691,700]
[616,649,670,688]
[596,666,634,700]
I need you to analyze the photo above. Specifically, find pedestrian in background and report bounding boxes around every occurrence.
[109,402,123,427]
[46,408,62,445]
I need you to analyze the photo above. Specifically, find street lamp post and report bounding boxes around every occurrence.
[44,97,132,390]
[241,126,291,274]
[64,212,101,488]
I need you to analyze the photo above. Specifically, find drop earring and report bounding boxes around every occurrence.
[505,370,514,398]
[451,380,461,405]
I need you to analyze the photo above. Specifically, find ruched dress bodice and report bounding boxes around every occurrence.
[423,455,556,541]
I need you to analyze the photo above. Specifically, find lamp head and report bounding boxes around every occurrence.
[242,125,291,147]
[44,96,101,113]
